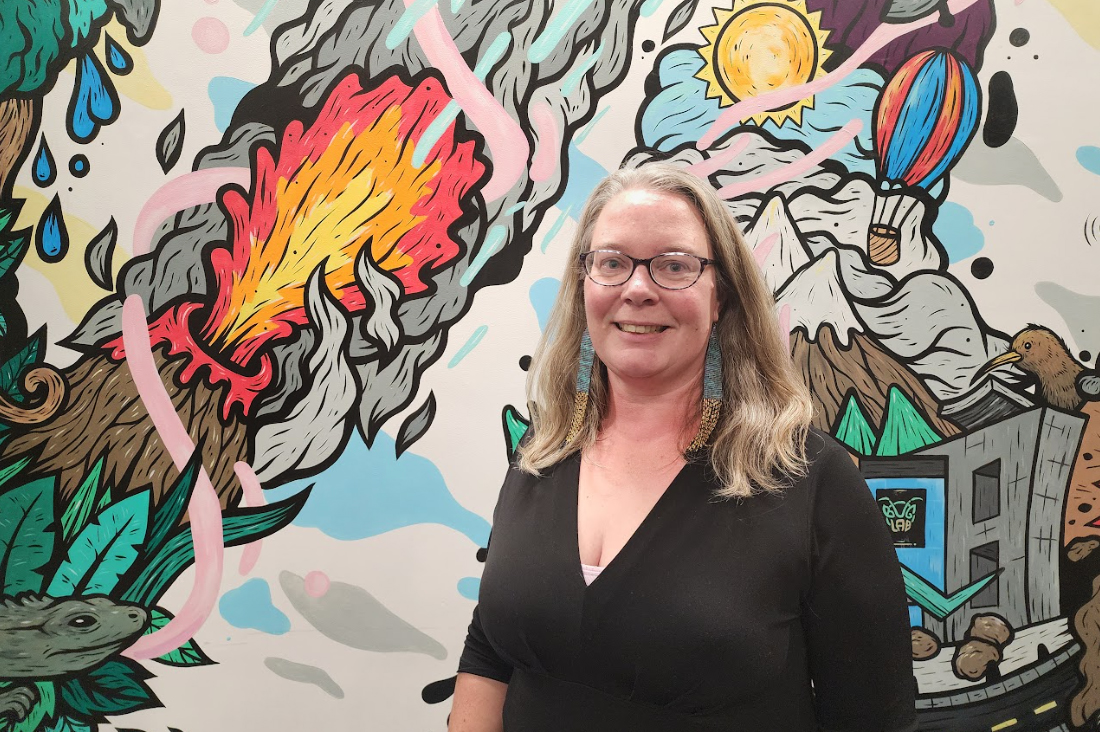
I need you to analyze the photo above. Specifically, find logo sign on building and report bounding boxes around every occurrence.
[877,489,926,548]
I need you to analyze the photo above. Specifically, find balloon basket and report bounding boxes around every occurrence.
[868,224,901,266]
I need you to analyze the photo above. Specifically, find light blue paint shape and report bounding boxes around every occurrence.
[265,430,492,546]
[557,145,610,215]
[412,33,508,167]
[460,225,508,286]
[529,278,561,332]
[387,0,440,49]
[561,42,605,96]
[219,579,291,635]
[506,202,526,215]
[244,0,281,36]
[457,577,481,600]
[474,32,512,79]
[529,0,596,64]
[451,0,465,12]
[573,107,608,145]
[932,202,985,263]
[541,207,571,253]
[638,50,881,175]
[448,325,488,367]
[867,477,945,628]
[208,77,258,133]
[640,0,665,16]
[412,101,461,169]
[1077,146,1100,176]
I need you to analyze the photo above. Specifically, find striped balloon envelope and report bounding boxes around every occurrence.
[872,49,981,192]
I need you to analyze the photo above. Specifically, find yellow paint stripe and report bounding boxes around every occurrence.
[1034,701,1058,714]
[991,720,1017,731]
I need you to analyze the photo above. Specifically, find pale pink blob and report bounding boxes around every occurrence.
[193,17,231,54]
[751,233,779,268]
[304,571,331,598]
[529,101,561,182]
[133,167,251,256]
[686,136,751,178]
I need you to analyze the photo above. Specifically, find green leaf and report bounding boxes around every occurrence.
[876,386,942,456]
[44,716,92,732]
[59,659,160,721]
[502,405,530,459]
[0,312,8,340]
[61,457,106,543]
[0,329,44,404]
[0,202,20,231]
[146,448,202,555]
[0,231,30,282]
[96,486,112,512]
[0,455,32,490]
[143,608,215,667]
[9,682,55,732]
[122,487,312,606]
[0,476,56,595]
[47,490,150,596]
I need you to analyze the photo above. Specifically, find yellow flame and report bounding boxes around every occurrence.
[208,106,440,354]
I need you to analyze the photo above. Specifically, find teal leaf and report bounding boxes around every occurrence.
[0,312,7,339]
[60,456,106,543]
[59,659,160,721]
[147,448,202,555]
[0,231,30,282]
[0,202,21,231]
[0,477,56,595]
[96,486,112,512]
[901,565,1002,620]
[44,715,92,732]
[47,490,150,596]
[0,455,32,490]
[833,392,877,455]
[502,405,530,459]
[122,487,311,606]
[9,681,55,732]
[0,329,44,405]
[143,608,215,667]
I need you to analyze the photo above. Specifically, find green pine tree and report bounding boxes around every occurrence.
[876,386,942,456]
[833,392,877,455]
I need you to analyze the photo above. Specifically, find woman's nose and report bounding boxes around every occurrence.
[622,263,659,299]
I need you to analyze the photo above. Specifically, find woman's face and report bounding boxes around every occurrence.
[583,188,721,395]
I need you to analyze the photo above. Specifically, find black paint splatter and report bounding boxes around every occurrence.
[519,355,532,371]
[476,546,488,562]
[1009,28,1030,47]
[1082,350,1093,364]
[641,40,655,52]
[983,71,1017,148]
[69,154,89,177]
[971,257,994,279]
[422,676,457,704]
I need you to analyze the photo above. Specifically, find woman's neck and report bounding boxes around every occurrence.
[599,374,701,446]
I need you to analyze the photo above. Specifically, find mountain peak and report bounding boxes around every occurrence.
[775,248,864,346]
[743,194,812,294]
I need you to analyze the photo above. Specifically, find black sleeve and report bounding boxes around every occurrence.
[802,443,917,732]
[457,598,513,683]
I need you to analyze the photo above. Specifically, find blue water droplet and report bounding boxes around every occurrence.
[104,33,133,75]
[33,136,56,187]
[69,53,119,142]
[68,154,90,177]
[36,195,69,263]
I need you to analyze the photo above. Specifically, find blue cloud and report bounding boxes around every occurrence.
[638,49,883,176]
[457,577,481,600]
[266,430,491,546]
[219,578,291,635]
[1076,146,1100,176]
[932,202,984,263]
[529,278,561,332]
[208,77,258,132]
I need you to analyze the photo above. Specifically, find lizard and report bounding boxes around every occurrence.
[0,595,148,725]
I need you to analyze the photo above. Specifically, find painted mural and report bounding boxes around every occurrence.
[0,0,1098,729]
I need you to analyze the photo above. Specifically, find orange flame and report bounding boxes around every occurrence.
[200,73,484,366]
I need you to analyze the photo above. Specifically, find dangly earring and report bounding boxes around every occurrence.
[565,330,596,444]
[687,324,722,453]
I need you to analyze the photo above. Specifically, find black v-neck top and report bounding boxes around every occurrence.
[459,430,917,731]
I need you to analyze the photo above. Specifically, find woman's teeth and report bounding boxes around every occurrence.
[617,323,667,333]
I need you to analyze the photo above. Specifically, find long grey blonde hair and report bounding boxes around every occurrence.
[517,163,814,498]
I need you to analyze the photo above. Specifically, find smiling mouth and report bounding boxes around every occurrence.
[616,323,668,334]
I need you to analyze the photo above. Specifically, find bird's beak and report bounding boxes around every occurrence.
[972,351,1022,383]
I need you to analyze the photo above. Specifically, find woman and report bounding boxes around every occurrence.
[450,163,916,731]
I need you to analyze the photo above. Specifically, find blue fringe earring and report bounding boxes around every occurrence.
[565,330,596,444]
[687,325,723,453]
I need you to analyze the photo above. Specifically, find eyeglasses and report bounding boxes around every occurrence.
[579,250,714,290]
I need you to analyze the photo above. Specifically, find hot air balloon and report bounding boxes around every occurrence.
[868,49,981,265]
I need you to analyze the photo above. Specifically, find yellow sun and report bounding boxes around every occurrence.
[695,0,832,127]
